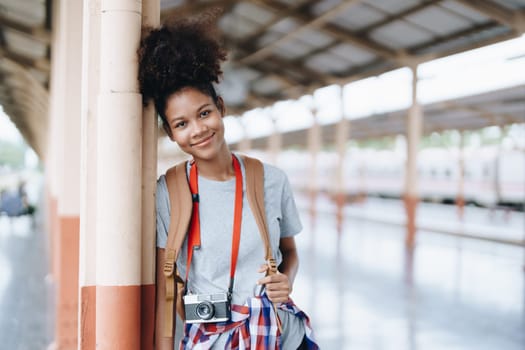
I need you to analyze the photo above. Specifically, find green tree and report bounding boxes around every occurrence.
[0,140,26,169]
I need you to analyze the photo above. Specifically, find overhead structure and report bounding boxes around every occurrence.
[1,0,525,154]
[0,0,50,157]
[161,0,525,114]
[239,84,525,150]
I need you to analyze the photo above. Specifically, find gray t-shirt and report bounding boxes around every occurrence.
[156,155,305,349]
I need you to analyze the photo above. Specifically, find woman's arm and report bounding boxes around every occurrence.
[277,236,299,287]
[257,236,299,303]
[155,248,175,350]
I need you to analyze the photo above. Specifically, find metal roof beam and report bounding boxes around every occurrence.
[409,21,499,55]
[423,28,519,62]
[226,90,277,115]
[250,57,324,86]
[161,0,237,21]
[242,0,414,66]
[444,101,521,125]
[0,14,51,44]
[236,0,309,47]
[238,0,363,65]
[358,0,444,34]
[0,47,50,74]
[232,46,331,89]
[454,0,525,34]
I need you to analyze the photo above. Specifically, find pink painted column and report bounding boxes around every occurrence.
[404,65,422,249]
[267,108,282,165]
[79,0,101,348]
[335,94,349,234]
[140,1,160,349]
[308,106,321,224]
[48,0,84,348]
[456,131,465,220]
[95,1,143,348]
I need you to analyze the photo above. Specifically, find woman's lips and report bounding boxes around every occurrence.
[191,133,215,147]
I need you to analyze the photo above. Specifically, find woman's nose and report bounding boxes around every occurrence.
[191,119,208,136]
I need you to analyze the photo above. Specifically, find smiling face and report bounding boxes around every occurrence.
[164,87,228,161]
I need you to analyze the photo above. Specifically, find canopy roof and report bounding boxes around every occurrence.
[1,0,524,155]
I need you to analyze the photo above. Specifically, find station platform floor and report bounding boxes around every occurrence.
[0,194,523,349]
[292,194,524,350]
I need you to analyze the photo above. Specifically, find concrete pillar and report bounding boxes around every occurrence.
[79,0,100,348]
[47,0,67,284]
[335,93,349,234]
[238,118,252,153]
[141,2,160,349]
[267,109,281,165]
[456,131,465,220]
[95,1,143,349]
[308,106,321,224]
[238,136,252,153]
[44,0,84,348]
[404,65,422,248]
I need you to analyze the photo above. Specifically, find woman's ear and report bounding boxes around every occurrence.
[217,96,226,117]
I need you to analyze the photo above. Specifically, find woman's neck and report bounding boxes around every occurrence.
[193,150,235,181]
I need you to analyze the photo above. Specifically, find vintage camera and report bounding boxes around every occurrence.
[183,292,231,323]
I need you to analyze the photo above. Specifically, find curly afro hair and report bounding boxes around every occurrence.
[138,11,227,126]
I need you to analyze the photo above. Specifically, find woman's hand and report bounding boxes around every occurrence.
[257,264,292,303]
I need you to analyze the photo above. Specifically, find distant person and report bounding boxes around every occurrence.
[0,189,7,215]
[17,181,35,216]
[0,182,35,217]
[138,11,318,350]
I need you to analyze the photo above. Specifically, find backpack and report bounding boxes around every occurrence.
[161,155,277,337]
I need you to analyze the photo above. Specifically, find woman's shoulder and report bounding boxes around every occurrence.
[238,154,287,181]
[244,156,289,190]
[156,160,189,191]
[261,162,287,181]
[156,174,167,189]
[156,174,168,203]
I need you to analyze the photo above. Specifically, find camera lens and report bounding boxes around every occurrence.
[196,301,214,320]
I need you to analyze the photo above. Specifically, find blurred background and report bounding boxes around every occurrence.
[0,1,524,349]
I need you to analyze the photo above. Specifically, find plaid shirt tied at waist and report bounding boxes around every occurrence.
[180,294,319,350]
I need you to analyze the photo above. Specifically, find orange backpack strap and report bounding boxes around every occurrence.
[242,155,281,330]
[242,155,273,263]
[163,161,192,337]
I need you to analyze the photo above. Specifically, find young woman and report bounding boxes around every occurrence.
[138,13,318,350]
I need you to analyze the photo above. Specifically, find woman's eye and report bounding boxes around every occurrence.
[200,110,210,118]
[175,121,186,128]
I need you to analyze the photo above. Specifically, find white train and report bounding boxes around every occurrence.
[273,146,525,210]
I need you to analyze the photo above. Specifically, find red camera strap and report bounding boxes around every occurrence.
[185,154,243,294]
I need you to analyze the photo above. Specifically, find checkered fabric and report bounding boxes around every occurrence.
[179,294,318,349]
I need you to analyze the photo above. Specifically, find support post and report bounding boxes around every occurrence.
[404,65,422,249]
[335,90,349,234]
[267,108,281,165]
[51,0,84,348]
[140,2,160,349]
[46,0,65,285]
[95,1,143,348]
[238,118,252,153]
[79,0,100,348]
[456,131,465,220]
[308,106,321,224]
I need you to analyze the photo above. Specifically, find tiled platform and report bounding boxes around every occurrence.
[0,214,53,350]
[0,194,523,349]
[293,195,525,350]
